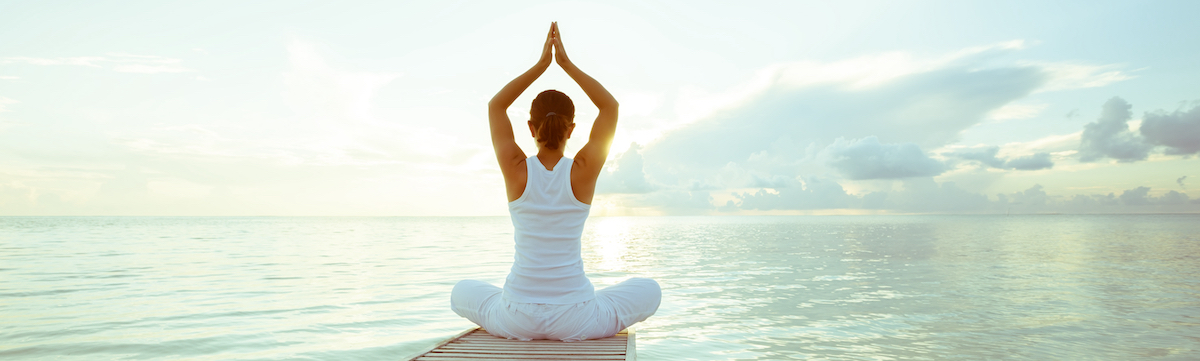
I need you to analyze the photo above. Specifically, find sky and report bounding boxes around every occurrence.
[1,0,1198,216]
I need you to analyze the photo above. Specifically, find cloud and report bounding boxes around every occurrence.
[0,96,16,113]
[1074,98,1200,162]
[1139,103,1200,155]
[997,132,1081,157]
[283,39,401,125]
[734,177,855,210]
[628,42,1138,214]
[1027,62,1135,92]
[0,76,18,80]
[1000,184,1050,206]
[1,53,193,74]
[824,137,945,180]
[1119,186,1153,205]
[602,190,714,215]
[596,143,657,194]
[111,64,189,74]
[944,146,1006,168]
[1004,152,1054,170]
[649,190,714,213]
[647,66,1045,171]
[943,146,1054,171]
[1179,176,1188,189]
[1078,97,1151,162]
[0,39,493,216]
[1160,190,1190,205]
[986,102,1048,121]
[720,176,1199,214]
[888,179,993,212]
[1,56,106,67]
[641,42,1078,191]
[1002,184,1195,210]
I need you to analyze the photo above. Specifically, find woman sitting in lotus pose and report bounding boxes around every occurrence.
[451,22,661,341]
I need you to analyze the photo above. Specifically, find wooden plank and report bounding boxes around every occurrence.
[453,339,626,344]
[419,358,624,360]
[417,358,623,361]
[430,349,624,355]
[626,328,636,361]
[456,334,626,341]
[451,338,625,344]
[442,344,625,349]
[456,335,626,340]
[404,327,478,361]
[444,343,628,347]
[419,353,626,360]
[408,326,635,361]
[417,357,619,359]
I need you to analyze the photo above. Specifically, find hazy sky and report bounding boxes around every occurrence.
[2,0,1198,216]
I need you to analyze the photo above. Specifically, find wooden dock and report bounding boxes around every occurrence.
[407,327,635,360]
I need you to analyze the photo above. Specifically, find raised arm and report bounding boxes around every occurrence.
[489,24,554,176]
[552,22,619,180]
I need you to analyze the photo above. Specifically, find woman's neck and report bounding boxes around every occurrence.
[535,147,565,171]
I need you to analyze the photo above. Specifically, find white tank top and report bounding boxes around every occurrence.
[502,156,595,304]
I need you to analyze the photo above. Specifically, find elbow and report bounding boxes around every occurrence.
[600,100,619,112]
[488,100,508,113]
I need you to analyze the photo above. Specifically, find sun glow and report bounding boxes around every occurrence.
[584,217,634,272]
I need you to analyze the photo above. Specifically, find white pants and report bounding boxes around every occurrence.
[451,278,661,341]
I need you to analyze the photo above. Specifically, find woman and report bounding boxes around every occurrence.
[450,22,661,342]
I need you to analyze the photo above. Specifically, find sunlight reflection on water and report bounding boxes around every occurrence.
[1,215,1198,360]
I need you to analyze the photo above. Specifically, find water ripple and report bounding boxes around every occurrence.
[1,215,1198,360]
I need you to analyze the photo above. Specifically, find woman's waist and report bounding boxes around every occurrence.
[501,279,596,305]
[505,263,590,281]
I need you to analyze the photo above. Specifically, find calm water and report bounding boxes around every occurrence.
[1,215,1198,360]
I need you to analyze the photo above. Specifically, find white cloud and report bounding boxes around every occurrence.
[283,39,401,125]
[883,179,993,212]
[1140,103,1200,155]
[1,53,194,73]
[0,76,18,80]
[943,145,1006,168]
[0,96,17,113]
[734,176,855,210]
[775,40,1030,91]
[626,40,1151,215]
[986,102,1048,121]
[644,43,1054,190]
[111,64,191,74]
[1004,153,1054,170]
[1027,62,1135,92]
[597,190,714,215]
[1078,97,1150,162]
[2,56,106,67]
[998,132,1081,156]
[823,137,945,180]
[942,145,1054,171]
[596,143,657,194]
[723,178,1200,214]
[668,40,1034,134]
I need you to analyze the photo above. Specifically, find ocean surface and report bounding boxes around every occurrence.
[1,215,1198,360]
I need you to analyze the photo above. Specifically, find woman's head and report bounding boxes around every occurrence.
[529,89,575,150]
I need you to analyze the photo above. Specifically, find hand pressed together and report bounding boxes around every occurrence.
[550,22,573,68]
